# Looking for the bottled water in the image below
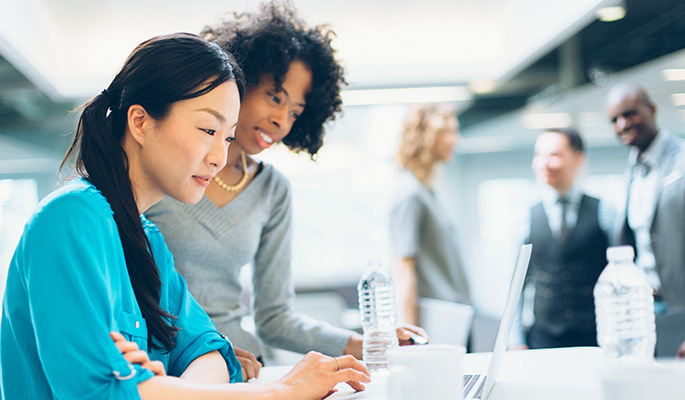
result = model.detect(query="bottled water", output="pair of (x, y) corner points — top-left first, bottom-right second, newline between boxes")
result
(357, 265), (399, 373)
(593, 246), (656, 360)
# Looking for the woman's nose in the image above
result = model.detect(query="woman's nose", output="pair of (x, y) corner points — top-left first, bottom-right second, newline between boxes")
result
(271, 106), (289, 129)
(209, 138), (229, 170)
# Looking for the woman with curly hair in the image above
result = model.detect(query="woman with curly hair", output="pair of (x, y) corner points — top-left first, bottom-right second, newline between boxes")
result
(390, 103), (472, 326)
(146, 1), (424, 379)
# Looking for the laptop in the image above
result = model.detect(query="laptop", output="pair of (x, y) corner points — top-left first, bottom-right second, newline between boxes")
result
(325, 244), (532, 400)
(462, 243), (532, 400)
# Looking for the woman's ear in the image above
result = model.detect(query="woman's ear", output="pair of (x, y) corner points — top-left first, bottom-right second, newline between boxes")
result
(127, 104), (148, 146)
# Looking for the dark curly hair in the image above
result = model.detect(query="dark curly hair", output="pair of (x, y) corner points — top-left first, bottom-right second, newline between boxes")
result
(201, 1), (346, 158)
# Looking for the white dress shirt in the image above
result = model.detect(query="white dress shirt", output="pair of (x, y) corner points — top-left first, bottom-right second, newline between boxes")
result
(627, 130), (668, 291)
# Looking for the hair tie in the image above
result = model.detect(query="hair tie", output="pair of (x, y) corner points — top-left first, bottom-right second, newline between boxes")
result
(101, 89), (117, 110)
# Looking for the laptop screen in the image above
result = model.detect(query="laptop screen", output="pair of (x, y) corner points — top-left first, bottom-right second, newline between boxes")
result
(479, 244), (532, 399)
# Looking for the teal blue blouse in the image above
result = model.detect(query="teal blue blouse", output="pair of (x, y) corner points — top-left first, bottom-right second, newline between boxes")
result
(1, 179), (242, 399)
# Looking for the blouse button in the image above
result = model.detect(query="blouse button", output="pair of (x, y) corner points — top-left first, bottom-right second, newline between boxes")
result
(135, 321), (140, 329)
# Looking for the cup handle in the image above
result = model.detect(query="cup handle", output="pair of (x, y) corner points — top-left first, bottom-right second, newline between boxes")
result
(387, 365), (415, 400)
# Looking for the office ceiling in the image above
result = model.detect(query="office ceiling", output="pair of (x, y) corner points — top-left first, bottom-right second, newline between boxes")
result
(0, 0), (684, 153)
(459, 0), (685, 129)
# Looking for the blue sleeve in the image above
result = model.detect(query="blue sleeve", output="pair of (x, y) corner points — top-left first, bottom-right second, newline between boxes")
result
(146, 220), (243, 382)
(18, 193), (153, 399)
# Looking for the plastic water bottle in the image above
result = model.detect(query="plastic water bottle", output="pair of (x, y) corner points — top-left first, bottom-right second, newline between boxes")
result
(593, 245), (656, 361)
(357, 264), (399, 373)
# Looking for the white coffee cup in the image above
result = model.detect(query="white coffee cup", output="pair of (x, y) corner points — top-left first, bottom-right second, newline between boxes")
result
(386, 344), (465, 400)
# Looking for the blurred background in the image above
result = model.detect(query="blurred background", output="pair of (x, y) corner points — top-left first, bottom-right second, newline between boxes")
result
(1, 0), (684, 353)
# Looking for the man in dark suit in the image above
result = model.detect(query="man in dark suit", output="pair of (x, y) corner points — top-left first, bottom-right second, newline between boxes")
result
(511, 128), (610, 349)
(606, 83), (685, 356)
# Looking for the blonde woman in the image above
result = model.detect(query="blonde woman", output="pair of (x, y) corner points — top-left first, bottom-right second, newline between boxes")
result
(390, 103), (472, 326)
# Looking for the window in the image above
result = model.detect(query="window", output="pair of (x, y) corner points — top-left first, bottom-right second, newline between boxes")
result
(0, 179), (38, 299)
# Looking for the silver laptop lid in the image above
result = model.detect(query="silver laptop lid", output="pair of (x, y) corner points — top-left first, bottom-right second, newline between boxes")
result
(481, 244), (532, 400)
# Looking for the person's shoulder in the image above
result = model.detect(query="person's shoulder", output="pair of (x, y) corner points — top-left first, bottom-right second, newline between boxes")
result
(393, 169), (421, 193)
(581, 192), (601, 203)
(392, 174), (427, 212)
(581, 194), (604, 216)
(140, 213), (160, 234)
(140, 214), (169, 258)
(530, 199), (544, 211)
(673, 135), (685, 155)
(665, 129), (685, 142)
(255, 163), (293, 199)
(26, 179), (114, 237)
(261, 163), (290, 187)
(145, 195), (185, 220)
(663, 132), (685, 168)
(35, 179), (112, 219)
(660, 130), (685, 151)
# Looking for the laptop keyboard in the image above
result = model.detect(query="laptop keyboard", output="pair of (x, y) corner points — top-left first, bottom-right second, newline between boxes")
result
(463, 374), (484, 399)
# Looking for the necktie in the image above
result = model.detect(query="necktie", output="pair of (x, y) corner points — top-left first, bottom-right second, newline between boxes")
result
(558, 196), (570, 243)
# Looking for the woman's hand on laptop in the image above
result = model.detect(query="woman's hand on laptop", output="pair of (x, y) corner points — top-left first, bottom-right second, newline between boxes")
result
(277, 352), (370, 399)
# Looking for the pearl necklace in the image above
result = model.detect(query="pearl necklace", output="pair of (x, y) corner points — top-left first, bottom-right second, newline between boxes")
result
(213, 151), (249, 192)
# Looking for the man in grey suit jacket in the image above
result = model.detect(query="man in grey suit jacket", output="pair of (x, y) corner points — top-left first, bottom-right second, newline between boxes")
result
(606, 83), (685, 356)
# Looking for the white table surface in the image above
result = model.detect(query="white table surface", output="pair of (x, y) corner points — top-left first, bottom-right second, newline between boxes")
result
(253, 347), (608, 399)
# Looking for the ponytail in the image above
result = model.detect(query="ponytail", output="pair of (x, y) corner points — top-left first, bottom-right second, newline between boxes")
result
(63, 89), (178, 351)
(61, 33), (244, 351)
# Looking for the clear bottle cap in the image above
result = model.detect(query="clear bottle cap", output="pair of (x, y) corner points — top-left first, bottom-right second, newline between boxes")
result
(606, 245), (635, 261)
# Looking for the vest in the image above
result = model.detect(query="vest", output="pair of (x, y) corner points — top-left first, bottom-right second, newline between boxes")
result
(527, 195), (608, 347)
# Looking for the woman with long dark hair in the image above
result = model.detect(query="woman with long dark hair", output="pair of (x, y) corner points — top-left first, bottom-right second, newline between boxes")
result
(0, 32), (368, 399)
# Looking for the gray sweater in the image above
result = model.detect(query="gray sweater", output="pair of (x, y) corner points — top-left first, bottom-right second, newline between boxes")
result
(146, 164), (353, 358)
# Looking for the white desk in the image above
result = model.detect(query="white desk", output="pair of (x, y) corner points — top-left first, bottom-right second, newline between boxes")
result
(255, 347), (606, 399)
(472, 347), (604, 400)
